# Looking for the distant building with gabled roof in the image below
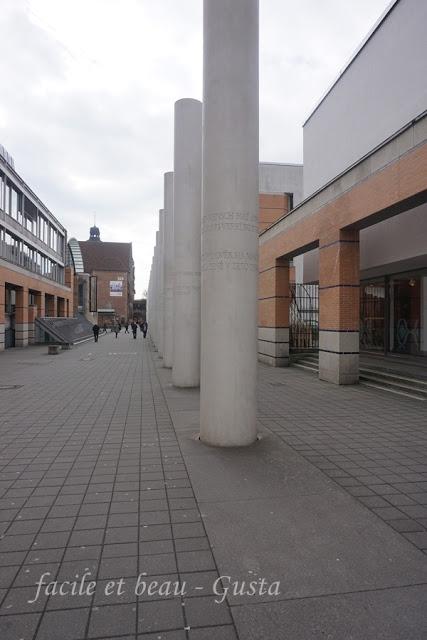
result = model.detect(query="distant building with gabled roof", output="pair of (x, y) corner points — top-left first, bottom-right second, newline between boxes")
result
(68, 226), (135, 325)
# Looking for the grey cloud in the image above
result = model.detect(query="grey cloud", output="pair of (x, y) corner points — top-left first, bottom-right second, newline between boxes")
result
(0, 0), (390, 295)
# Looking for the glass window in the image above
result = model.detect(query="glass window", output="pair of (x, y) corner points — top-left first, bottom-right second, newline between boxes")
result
(17, 192), (23, 225)
(0, 173), (4, 211)
(4, 183), (10, 214)
(11, 188), (18, 220)
(0, 224), (63, 283)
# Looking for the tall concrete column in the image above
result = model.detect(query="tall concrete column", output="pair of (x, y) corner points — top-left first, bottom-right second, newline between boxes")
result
(157, 210), (165, 358)
(152, 234), (159, 348)
(163, 172), (174, 368)
(151, 255), (156, 340)
(200, 0), (259, 446)
(319, 229), (360, 384)
(173, 98), (202, 387)
(147, 260), (153, 337)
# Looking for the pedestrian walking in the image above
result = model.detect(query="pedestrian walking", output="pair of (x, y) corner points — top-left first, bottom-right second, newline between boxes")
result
(125, 322), (130, 334)
(103, 323), (107, 334)
(142, 321), (148, 339)
(113, 323), (120, 339)
(92, 323), (100, 343)
(131, 321), (138, 339)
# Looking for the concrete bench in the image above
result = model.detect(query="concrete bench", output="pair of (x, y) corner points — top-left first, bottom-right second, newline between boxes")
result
(48, 345), (61, 355)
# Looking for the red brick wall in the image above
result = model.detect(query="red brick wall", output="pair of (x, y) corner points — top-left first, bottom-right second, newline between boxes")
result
(259, 193), (290, 233)
(258, 140), (427, 329)
(0, 264), (73, 320)
(258, 259), (290, 329)
(94, 270), (131, 321)
(319, 230), (360, 331)
(259, 142), (427, 274)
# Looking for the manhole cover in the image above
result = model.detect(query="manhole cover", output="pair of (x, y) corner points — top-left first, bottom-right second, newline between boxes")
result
(0, 385), (23, 390)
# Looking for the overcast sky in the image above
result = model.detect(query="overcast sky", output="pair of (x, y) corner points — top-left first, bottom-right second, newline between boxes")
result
(0, 0), (391, 295)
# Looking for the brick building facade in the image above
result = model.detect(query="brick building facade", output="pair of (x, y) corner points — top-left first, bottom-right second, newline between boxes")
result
(0, 145), (73, 350)
(257, 0), (427, 382)
(69, 226), (134, 326)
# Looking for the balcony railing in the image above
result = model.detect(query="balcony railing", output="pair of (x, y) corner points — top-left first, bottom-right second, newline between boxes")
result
(0, 208), (65, 263)
(0, 241), (64, 285)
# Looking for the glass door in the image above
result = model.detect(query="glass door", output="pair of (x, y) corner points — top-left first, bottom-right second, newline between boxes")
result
(360, 280), (385, 352)
(391, 276), (421, 355)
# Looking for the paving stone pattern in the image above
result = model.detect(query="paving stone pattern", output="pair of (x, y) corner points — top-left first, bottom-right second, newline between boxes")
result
(258, 364), (427, 553)
(1, 337), (427, 639)
(0, 338), (237, 640)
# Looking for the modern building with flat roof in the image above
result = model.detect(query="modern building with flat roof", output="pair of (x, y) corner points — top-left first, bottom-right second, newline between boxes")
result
(258, 0), (427, 381)
(258, 162), (303, 233)
(0, 146), (73, 350)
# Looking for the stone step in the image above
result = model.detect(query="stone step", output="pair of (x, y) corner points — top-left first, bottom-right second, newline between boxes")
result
(360, 380), (426, 402)
(292, 361), (318, 373)
(292, 356), (426, 401)
(359, 374), (427, 401)
(359, 367), (427, 390)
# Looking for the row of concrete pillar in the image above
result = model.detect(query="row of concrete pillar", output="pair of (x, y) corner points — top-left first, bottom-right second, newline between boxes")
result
(147, 0), (259, 447)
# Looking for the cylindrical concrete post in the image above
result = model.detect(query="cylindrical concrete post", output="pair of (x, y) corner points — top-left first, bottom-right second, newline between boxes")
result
(172, 99), (202, 387)
(157, 210), (165, 358)
(200, 0), (259, 446)
(149, 256), (155, 342)
(147, 264), (152, 337)
(153, 232), (159, 349)
(163, 172), (174, 368)
(151, 259), (156, 347)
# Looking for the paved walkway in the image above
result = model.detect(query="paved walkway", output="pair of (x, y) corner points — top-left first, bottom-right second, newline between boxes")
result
(0, 335), (426, 639)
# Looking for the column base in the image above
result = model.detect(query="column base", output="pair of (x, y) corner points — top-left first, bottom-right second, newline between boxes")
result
(319, 330), (359, 384)
(258, 327), (289, 367)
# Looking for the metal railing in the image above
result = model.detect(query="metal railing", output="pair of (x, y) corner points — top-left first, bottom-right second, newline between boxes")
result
(289, 283), (319, 352)
(0, 239), (65, 284)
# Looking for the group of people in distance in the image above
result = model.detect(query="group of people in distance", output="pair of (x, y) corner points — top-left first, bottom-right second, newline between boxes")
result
(92, 320), (148, 342)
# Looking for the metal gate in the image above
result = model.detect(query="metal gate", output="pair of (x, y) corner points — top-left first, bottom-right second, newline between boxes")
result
(289, 283), (319, 352)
